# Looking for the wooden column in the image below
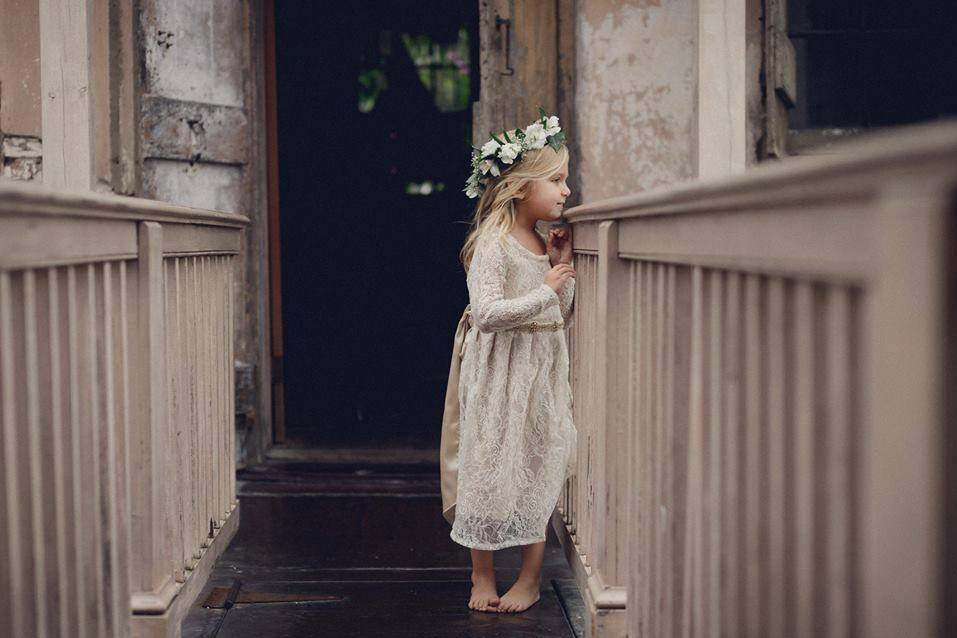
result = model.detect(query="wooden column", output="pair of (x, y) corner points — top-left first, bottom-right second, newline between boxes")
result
(697, 0), (747, 177)
(39, 0), (95, 190)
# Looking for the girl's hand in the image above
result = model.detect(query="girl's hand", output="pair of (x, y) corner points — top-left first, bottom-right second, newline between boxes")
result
(545, 263), (576, 293)
(547, 225), (574, 265)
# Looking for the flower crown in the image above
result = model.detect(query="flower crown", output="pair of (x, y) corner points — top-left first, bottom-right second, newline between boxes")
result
(463, 107), (567, 199)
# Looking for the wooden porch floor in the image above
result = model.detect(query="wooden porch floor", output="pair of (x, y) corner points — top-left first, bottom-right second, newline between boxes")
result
(182, 460), (585, 637)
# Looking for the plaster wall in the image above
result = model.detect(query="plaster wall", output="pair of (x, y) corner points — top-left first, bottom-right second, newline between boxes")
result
(0, 0), (42, 181)
(574, 0), (697, 201)
(141, 0), (245, 107)
(0, 0), (41, 137)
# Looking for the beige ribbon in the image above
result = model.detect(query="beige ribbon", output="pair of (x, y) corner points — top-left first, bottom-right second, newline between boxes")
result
(440, 304), (472, 525)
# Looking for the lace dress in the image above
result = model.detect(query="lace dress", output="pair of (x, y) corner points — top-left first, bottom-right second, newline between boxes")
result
(449, 230), (577, 550)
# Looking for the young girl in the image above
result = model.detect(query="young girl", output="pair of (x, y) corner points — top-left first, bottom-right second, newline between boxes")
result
(440, 111), (577, 614)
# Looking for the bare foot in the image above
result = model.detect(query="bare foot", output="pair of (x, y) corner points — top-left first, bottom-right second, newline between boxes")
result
(496, 577), (541, 613)
(468, 575), (501, 612)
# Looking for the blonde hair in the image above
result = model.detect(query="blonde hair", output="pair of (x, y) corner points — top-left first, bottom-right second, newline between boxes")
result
(459, 144), (569, 272)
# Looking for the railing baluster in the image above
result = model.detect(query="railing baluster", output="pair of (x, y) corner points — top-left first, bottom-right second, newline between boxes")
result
(743, 274), (763, 637)
(767, 278), (787, 637)
(115, 261), (132, 636)
(227, 256), (236, 518)
(47, 267), (72, 637)
(1, 272), (28, 638)
(65, 266), (86, 638)
(793, 281), (816, 638)
(641, 261), (653, 636)
(683, 266), (704, 636)
(722, 271), (741, 637)
(101, 262), (122, 638)
(706, 270), (723, 635)
(24, 270), (50, 638)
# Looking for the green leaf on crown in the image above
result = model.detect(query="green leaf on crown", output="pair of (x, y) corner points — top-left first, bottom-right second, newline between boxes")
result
(490, 133), (505, 145)
(546, 130), (567, 151)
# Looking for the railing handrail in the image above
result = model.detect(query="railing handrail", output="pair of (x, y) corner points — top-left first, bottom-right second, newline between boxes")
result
(564, 119), (957, 223)
(0, 180), (250, 227)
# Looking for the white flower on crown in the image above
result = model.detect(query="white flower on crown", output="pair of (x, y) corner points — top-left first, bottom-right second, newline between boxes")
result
(545, 115), (561, 136)
(497, 141), (522, 164)
(480, 139), (501, 158)
(478, 159), (500, 177)
(523, 122), (548, 150)
(464, 108), (566, 199)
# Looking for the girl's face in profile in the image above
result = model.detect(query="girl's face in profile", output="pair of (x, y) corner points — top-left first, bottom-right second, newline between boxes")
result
(518, 157), (571, 223)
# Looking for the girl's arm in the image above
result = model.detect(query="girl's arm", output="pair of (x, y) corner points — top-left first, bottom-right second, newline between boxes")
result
(557, 271), (574, 321)
(470, 238), (559, 332)
(545, 226), (575, 321)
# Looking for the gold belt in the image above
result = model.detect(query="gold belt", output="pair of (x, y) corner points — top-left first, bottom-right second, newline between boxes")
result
(511, 319), (564, 332)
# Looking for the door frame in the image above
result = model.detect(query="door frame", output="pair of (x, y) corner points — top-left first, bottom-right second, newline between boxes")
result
(263, 0), (286, 443)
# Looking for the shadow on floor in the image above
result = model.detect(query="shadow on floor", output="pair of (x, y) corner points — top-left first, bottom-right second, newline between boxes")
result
(182, 460), (586, 637)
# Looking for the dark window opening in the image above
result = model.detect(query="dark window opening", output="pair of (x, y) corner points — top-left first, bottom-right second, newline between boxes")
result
(787, 0), (957, 131)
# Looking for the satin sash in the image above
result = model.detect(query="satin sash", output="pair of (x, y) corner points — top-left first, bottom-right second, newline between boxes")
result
(440, 304), (472, 525)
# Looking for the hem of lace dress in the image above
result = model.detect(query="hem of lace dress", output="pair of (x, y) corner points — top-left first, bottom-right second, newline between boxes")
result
(448, 529), (547, 551)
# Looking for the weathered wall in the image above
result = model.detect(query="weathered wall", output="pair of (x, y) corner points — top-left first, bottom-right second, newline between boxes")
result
(573, 0), (760, 199)
(0, 0), (41, 137)
(137, 0), (270, 468)
(574, 0), (697, 201)
(0, 0), (42, 180)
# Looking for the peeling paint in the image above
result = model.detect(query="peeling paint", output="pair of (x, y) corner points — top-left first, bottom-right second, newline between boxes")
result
(576, 0), (696, 200)
(157, 29), (175, 51)
(142, 158), (242, 214)
(140, 0), (244, 107)
(1, 135), (42, 180)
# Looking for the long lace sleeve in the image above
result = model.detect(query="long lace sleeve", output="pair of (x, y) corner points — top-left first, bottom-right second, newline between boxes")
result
(469, 238), (559, 332)
(557, 271), (575, 321)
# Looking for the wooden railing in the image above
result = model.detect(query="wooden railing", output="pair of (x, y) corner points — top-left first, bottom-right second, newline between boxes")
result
(554, 121), (957, 637)
(0, 182), (247, 638)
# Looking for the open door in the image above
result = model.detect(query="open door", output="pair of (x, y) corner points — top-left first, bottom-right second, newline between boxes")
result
(265, 0), (572, 451)
(267, 1), (480, 451)
(472, 0), (576, 202)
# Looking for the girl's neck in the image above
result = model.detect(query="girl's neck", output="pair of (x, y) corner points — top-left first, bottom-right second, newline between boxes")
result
(513, 211), (537, 234)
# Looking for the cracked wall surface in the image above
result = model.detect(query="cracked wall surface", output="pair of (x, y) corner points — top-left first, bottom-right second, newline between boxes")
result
(575, 0), (697, 201)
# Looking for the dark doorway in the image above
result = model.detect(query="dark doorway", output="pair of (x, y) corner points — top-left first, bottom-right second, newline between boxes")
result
(272, 1), (478, 450)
